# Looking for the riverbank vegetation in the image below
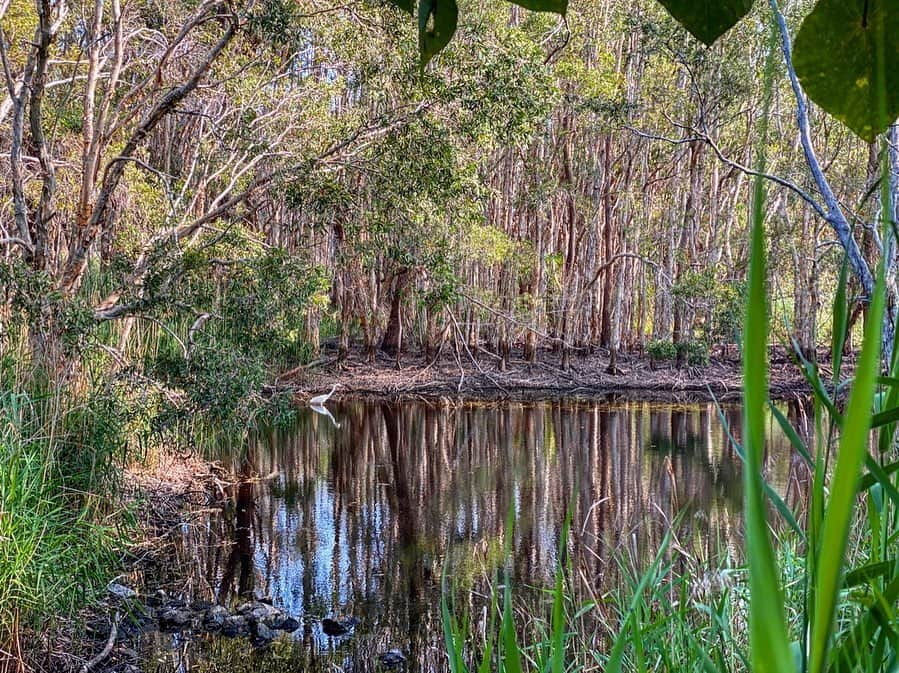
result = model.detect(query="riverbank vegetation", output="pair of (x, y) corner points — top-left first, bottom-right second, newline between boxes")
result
(3, 0), (899, 670)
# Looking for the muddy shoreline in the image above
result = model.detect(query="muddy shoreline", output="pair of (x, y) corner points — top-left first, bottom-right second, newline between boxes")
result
(284, 345), (815, 403)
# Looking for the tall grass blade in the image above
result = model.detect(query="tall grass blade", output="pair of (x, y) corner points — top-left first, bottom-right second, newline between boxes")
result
(741, 9), (793, 673)
(605, 529), (671, 673)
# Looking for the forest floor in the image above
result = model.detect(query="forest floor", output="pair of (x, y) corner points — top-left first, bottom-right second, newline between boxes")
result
(282, 344), (818, 403)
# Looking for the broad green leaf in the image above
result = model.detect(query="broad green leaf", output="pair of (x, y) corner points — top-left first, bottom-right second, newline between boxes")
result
(384, 0), (414, 13)
(418, 0), (458, 67)
(507, 0), (567, 12)
(655, 0), (755, 46)
(859, 458), (899, 491)
(843, 559), (896, 588)
(793, 0), (899, 142)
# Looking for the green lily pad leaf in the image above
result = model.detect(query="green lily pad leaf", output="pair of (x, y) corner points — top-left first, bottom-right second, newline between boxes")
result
(793, 0), (899, 142)
(385, 0), (414, 14)
(418, 0), (458, 67)
(507, 0), (567, 13)
(655, 0), (755, 46)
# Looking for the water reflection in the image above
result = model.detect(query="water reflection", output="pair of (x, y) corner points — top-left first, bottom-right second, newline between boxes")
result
(140, 399), (808, 672)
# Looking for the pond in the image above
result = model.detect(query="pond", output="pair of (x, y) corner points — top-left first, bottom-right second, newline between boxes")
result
(137, 398), (807, 672)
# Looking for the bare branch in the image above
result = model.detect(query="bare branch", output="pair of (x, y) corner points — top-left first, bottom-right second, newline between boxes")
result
(771, 0), (875, 299)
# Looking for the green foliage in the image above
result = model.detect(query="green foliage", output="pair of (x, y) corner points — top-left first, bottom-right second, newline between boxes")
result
(0, 387), (128, 637)
(248, 0), (305, 48)
(418, 0), (459, 67)
(387, 0), (566, 66)
(646, 339), (677, 361)
(678, 339), (710, 365)
(145, 246), (329, 422)
(672, 268), (716, 301)
(0, 261), (96, 356)
(711, 281), (746, 344)
(388, 0), (899, 143)
(793, 0), (899, 142)
(646, 338), (709, 365)
(740, 16), (795, 671)
(655, 0), (755, 46)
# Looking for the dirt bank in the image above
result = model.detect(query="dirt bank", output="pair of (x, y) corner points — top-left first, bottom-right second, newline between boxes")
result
(281, 345), (814, 403)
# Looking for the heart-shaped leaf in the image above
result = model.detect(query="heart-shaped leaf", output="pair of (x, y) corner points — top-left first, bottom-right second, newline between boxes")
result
(507, 0), (567, 13)
(418, 0), (458, 67)
(793, 0), (899, 142)
(655, 0), (755, 46)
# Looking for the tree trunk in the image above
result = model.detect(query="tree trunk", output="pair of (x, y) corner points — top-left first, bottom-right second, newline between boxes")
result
(381, 269), (410, 356)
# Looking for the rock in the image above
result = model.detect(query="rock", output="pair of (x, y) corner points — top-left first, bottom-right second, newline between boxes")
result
(253, 589), (274, 604)
(261, 609), (283, 628)
(237, 600), (276, 621)
(221, 615), (248, 638)
(158, 607), (192, 630)
(202, 605), (230, 631)
(321, 616), (358, 637)
(146, 589), (168, 607)
(107, 582), (137, 600)
(378, 649), (407, 669)
(252, 621), (277, 646)
(249, 603), (277, 622)
(267, 613), (300, 632)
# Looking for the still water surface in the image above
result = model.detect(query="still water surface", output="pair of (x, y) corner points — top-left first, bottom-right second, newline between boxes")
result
(139, 399), (806, 672)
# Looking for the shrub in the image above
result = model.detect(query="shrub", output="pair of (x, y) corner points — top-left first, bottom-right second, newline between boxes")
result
(646, 339), (677, 361)
(676, 339), (710, 366)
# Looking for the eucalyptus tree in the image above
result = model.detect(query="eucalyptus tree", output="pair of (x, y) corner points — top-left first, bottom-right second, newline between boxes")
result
(0, 0), (433, 373)
(384, 3), (899, 673)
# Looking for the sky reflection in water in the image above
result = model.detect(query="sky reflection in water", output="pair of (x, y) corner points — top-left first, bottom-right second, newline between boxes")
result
(140, 399), (808, 672)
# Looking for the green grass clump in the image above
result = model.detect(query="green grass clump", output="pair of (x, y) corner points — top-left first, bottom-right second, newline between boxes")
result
(0, 387), (126, 645)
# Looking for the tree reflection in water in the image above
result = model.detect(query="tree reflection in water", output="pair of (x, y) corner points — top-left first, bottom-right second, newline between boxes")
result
(140, 399), (809, 672)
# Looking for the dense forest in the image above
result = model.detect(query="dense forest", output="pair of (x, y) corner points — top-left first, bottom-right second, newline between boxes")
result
(2, 0), (884, 387)
(4, 0), (899, 671)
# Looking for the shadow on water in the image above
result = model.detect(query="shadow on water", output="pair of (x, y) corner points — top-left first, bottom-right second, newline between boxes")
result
(138, 398), (811, 672)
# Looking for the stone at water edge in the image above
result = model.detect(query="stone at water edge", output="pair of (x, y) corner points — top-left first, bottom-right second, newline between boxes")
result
(221, 615), (248, 638)
(264, 611), (300, 632)
(252, 621), (277, 646)
(321, 616), (359, 636)
(378, 649), (407, 669)
(158, 607), (192, 630)
(146, 589), (168, 607)
(107, 581), (137, 600)
(203, 605), (230, 630)
(277, 615), (301, 632)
